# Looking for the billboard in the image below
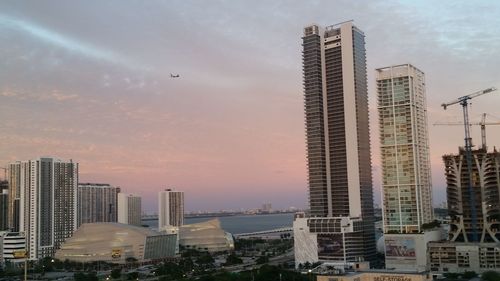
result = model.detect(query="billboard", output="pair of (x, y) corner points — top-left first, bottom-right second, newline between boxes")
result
(12, 250), (27, 259)
(385, 236), (416, 260)
(111, 249), (122, 259)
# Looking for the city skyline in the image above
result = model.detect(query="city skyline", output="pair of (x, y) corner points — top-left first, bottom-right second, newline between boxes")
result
(1, 1), (500, 213)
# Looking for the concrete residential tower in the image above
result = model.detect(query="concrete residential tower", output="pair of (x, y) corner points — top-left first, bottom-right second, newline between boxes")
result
(376, 64), (437, 271)
(118, 193), (142, 227)
(294, 21), (376, 266)
(13, 157), (78, 260)
(77, 183), (120, 227)
(158, 189), (184, 229)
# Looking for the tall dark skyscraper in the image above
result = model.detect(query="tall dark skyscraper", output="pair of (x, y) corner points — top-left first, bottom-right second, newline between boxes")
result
(0, 180), (8, 231)
(7, 163), (21, 232)
(294, 21), (376, 265)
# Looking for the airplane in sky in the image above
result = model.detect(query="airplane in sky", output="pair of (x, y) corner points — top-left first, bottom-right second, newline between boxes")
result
(170, 74), (180, 78)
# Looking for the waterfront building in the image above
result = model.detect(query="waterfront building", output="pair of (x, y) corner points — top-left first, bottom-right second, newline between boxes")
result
(261, 203), (272, 213)
(118, 193), (142, 226)
(179, 219), (234, 253)
(0, 181), (8, 231)
(77, 183), (120, 227)
(376, 64), (437, 270)
(55, 223), (177, 263)
(428, 148), (500, 274)
(12, 157), (78, 260)
(294, 21), (376, 266)
(158, 189), (184, 229)
(0, 231), (26, 263)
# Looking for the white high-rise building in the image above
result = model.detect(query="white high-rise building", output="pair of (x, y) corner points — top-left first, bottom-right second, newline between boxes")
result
(158, 189), (184, 229)
(376, 64), (433, 233)
(77, 183), (120, 227)
(118, 193), (142, 226)
(377, 64), (436, 271)
(13, 157), (78, 260)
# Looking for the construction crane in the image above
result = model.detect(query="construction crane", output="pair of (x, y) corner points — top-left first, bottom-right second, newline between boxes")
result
(434, 113), (500, 151)
(441, 87), (498, 243)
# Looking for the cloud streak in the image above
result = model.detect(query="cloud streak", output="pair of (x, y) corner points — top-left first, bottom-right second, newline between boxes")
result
(0, 14), (146, 71)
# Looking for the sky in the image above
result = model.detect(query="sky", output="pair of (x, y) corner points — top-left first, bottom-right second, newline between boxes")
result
(1, 0), (500, 213)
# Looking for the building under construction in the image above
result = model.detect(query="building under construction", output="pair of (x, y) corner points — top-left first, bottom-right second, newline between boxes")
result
(444, 147), (500, 242)
(429, 147), (500, 273)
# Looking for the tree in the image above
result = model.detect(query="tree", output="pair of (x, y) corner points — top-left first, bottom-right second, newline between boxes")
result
(225, 254), (243, 266)
(463, 271), (477, 279)
(111, 268), (122, 279)
(256, 256), (269, 264)
(155, 262), (184, 279)
(74, 272), (98, 281)
(127, 271), (139, 280)
(482, 271), (500, 281)
(196, 253), (215, 265)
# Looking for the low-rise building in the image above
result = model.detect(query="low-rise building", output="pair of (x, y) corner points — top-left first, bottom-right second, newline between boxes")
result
(428, 241), (500, 274)
(316, 270), (432, 281)
(293, 216), (360, 267)
(312, 262), (432, 281)
(0, 231), (26, 264)
(384, 229), (442, 271)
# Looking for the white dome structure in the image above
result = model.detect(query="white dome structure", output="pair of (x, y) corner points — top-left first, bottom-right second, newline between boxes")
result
(55, 223), (177, 263)
(376, 235), (385, 254)
(179, 218), (234, 252)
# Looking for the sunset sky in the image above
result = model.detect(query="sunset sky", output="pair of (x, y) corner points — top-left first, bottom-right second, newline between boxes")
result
(1, 0), (500, 213)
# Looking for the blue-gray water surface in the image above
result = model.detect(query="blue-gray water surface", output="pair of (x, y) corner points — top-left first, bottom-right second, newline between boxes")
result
(143, 213), (294, 234)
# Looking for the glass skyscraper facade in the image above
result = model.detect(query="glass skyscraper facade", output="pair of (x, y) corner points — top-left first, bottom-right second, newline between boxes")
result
(377, 64), (433, 234)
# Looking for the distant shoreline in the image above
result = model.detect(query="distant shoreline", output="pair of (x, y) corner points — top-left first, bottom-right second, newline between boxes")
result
(142, 211), (299, 221)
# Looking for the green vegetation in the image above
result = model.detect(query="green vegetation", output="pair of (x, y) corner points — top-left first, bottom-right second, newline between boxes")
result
(110, 267), (122, 279)
(255, 256), (269, 264)
(482, 271), (500, 281)
(224, 254), (243, 266)
(462, 271), (477, 279)
(235, 238), (293, 258)
(127, 271), (139, 280)
(74, 271), (98, 281)
(421, 220), (441, 230)
(186, 265), (308, 281)
(155, 261), (187, 279)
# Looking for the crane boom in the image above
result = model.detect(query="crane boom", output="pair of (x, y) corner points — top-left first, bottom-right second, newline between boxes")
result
(433, 122), (500, 126)
(441, 87), (497, 109)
